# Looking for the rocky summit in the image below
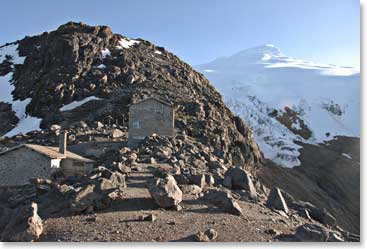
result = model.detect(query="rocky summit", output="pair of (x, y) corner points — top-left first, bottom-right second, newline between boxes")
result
(0, 21), (262, 168)
(0, 22), (359, 242)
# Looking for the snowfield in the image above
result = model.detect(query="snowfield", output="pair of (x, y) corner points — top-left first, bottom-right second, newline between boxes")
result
(196, 44), (360, 167)
(0, 44), (42, 137)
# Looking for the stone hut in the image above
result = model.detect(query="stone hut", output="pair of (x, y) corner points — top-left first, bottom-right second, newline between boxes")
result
(128, 97), (174, 147)
(0, 131), (94, 187)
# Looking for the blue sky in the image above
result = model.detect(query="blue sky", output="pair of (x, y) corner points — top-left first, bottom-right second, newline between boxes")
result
(1, 0), (360, 67)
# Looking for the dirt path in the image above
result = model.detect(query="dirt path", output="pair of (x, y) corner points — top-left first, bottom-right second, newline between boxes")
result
(40, 164), (311, 242)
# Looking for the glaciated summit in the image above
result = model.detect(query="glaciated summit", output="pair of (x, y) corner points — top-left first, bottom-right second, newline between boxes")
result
(197, 44), (360, 167)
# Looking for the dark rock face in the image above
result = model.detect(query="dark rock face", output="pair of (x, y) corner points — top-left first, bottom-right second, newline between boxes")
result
(1, 21), (262, 169)
(0, 102), (18, 134)
(259, 136), (360, 233)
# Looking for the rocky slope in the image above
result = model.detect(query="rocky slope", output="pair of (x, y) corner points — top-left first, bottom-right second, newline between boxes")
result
(0, 21), (262, 168)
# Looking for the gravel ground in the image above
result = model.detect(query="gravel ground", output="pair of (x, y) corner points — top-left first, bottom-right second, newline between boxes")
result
(40, 168), (311, 242)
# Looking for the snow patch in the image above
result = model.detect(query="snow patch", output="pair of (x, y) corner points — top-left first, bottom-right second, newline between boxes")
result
(341, 153), (353, 160)
(60, 96), (102, 112)
(101, 48), (111, 58)
(291, 120), (301, 130)
(154, 50), (162, 55)
(0, 44), (42, 137)
(116, 38), (140, 49)
(96, 64), (106, 69)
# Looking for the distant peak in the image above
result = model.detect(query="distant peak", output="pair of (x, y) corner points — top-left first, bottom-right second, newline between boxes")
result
(264, 44), (275, 47)
(230, 44), (282, 62)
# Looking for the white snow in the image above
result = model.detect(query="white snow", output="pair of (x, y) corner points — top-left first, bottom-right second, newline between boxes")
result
(0, 44), (42, 137)
(96, 64), (106, 69)
(101, 48), (111, 58)
(341, 153), (353, 160)
(291, 120), (301, 130)
(196, 44), (360, 168)
(154, 50), (162, 55)
(116, 38), (140, 49)
(60, 96), (101, 112)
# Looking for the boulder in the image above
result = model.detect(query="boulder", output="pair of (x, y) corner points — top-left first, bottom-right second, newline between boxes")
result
(223, 167), (257, 198)
(147, 175), (182, 208)
(111, 128), (123, 138)
(1, 202), (43, 242)
(204, 189), (243, 216)
(266, 187), (289, 214)
(71, 184), (110, 213)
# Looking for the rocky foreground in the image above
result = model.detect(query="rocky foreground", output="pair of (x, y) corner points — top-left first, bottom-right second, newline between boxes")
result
(0, 126), (360, 242)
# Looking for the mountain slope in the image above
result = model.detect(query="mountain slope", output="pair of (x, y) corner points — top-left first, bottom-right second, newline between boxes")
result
(0, 21), (262, 169)
(196, 44), (360, 167)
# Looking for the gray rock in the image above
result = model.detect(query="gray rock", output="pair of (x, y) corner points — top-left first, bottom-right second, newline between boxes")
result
(147, 175), (182, 208)
(180, 184), (202, 195)
(294, 224), (330, 242)
(223, 167), (257, 198)
(111, 128), (124, 138)
(205, 189), (243, 216)
(266, 187), (289, 214)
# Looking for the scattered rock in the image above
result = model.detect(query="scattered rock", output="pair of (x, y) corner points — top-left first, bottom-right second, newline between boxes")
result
(147, 174), (182, 208)
(139, 214), (157, 222)
(276, 224), (346, 242)
(194, 228), (218, 242)
(85, 216), (97, 222)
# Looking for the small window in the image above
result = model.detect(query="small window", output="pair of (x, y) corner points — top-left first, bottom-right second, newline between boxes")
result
(132, 120), (140, 128)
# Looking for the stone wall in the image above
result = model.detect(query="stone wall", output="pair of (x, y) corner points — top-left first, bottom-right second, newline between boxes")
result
(128, 99), (174, 147)
(0, 147), (54, 186)
(60, 159), (93, 177)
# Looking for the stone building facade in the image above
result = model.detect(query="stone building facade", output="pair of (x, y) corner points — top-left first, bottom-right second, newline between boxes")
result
(128, 97), (174, 147)
(0, 132), (95, 187)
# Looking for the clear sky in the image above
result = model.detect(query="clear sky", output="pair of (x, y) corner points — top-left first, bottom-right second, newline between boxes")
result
(1, 0), (360, 67)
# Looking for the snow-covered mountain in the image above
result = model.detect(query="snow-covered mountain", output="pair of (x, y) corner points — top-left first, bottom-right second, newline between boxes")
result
(196, 44), (360, 167)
